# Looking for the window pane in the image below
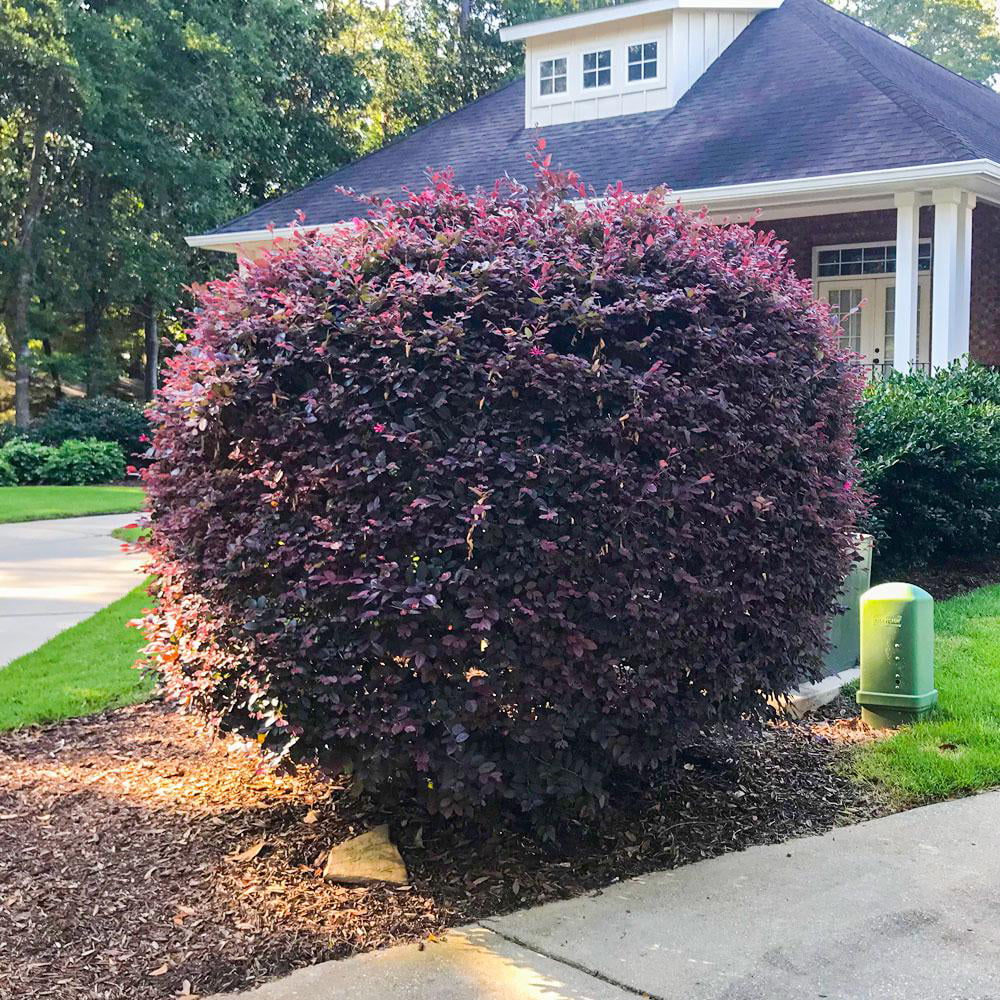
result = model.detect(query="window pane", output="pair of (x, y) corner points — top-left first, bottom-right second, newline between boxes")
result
(829, 288), (863, 354)
(554, 58), (566, 74)
(644, 42), (657, 60)
(540, 77), (553, 95)
(583, 52), (596, 70)
(643, 60), (657, 79)
(554, 74), (566, 93)
(628, 62), (642, 81)
(598, 67), (610, 85)
(628, 43), (641, 60)
(598, 49), (610, 68)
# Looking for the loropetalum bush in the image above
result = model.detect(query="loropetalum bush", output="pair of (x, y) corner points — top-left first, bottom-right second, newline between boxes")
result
(856, 363), (1000, 568)
(41, 438), (126, 485)
(141, 163), (863, 823)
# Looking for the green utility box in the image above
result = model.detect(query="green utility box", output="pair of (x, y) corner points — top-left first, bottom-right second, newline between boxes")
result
(822, 533), (873, 676)
(857, 582), (937, 728)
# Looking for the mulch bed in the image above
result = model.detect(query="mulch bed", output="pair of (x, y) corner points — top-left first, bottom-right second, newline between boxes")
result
(0, 699), (888, 1000)
(873, 554), (1000, 601)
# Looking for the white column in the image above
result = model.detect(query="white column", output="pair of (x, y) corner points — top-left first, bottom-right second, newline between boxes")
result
(956, 192), (976, 363)
(893, 192), (920, 373)
(931, 189), (960, 369)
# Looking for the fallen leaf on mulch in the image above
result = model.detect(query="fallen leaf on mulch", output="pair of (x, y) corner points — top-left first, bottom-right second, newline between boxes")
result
(0, 698), (889, 1000)
(228, 838), (267, 863)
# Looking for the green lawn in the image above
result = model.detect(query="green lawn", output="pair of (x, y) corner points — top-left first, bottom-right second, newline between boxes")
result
(0, 485), (145, 523)
(0, 582), (155, 730)
(853, 583), (1000, 802)
(110, 523), (149, 543)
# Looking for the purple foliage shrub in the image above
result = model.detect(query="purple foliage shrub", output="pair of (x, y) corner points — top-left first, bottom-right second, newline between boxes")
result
(141, 162), (863, 822)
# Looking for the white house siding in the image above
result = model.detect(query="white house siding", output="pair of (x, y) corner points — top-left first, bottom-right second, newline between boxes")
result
(667, 9), (755, 105)
(524, 9), (755, 128)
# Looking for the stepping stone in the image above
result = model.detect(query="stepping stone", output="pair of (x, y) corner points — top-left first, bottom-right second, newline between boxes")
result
(322, 823), (409, 886)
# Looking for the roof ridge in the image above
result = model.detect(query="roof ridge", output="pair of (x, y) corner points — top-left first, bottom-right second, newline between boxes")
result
(790, 0), (977, 162)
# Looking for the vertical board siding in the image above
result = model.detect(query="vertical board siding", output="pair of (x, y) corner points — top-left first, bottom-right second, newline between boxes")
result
(524, 7), (759, 127)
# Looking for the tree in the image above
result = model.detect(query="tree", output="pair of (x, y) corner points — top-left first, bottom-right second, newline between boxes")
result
(2, 0), (369, 416)
(837, 0), (1000, 83)
(0, 0), (81, 427)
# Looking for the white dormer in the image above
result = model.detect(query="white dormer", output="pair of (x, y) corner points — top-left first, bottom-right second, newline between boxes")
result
(500, 0), (783, 128)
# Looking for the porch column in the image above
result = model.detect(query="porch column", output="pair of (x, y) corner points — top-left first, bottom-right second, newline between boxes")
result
(931, 188), (975, 368)
(893, 192), (920, 373)
(956, 192), (976, 362)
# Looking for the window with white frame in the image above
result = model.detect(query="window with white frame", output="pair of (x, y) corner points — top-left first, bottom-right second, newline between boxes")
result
(816, 241), (932, 277)
(539, 57), (567, 96)
(582, 48), (611, 88)
(627, 41), (658, 82)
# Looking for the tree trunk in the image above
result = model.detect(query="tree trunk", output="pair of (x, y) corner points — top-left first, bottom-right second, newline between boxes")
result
(42, 337), (63, 402)
(8, 117), (49, 429)
(459, 0), (471, 33)
(144, 305), (159, 401)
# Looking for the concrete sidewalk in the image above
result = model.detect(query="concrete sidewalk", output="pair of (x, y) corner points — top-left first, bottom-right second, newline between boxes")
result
(0, 513), (146, 664)
(216, 791), (1000, 1000)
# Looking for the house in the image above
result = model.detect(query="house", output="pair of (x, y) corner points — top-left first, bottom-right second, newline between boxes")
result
(188, 0), (1000, 372)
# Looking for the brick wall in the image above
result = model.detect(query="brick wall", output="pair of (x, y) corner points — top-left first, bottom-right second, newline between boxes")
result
(760, 206), (1000, 365)
(970, 202), (1000, 366)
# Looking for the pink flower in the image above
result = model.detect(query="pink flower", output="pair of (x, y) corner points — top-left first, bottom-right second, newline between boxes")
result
(373, 423), (386, 433)
(843, 480), (854, 491)
(530, 346), (545, 357)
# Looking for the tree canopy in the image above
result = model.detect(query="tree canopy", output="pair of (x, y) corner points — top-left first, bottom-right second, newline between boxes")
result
(2, 0), (998, 426)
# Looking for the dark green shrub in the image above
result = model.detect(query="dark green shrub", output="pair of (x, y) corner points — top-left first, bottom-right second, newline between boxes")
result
(856, 363), (1000, 568)
(41, 438), (126, 485)
(0, 439), (55, 485)
(0, 455), (16, 487)
(33, 396), (149, 461)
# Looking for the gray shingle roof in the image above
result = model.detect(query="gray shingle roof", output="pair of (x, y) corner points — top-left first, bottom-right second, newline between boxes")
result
(206, 0), (1000, 237)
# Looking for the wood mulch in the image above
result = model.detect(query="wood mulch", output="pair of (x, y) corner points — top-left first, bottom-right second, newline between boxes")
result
(873, 554), (1000, 601)
(0, 698), (887, 1000)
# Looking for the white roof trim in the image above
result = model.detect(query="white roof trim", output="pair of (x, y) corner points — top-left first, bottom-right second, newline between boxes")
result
(499, 0), (781, 42)
(188, 159), (1000, 254)
(669, 158), (1000, 213)
(185, 222), (347, 254)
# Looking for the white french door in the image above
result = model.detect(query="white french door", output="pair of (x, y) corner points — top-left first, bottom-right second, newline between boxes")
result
(814, 276), (931, 369)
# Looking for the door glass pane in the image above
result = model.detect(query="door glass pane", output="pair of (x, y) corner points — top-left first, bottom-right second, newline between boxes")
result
(828, 288), (863, 354)
(883, 285), (895, 366)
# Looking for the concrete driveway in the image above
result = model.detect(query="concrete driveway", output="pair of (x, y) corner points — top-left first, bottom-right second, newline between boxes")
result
(0, 513), (146, 665)
(215, 791), (1000, 1000)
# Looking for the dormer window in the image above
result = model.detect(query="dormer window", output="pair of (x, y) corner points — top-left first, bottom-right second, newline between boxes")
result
(628, 41), (658, 82)
(539, 57), (567, 96)
(582, 49), (612, 89)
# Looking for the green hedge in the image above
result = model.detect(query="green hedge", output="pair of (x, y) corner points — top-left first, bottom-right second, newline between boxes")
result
(856, 363), (1000, 569)
(31, 397), (149, 461)
(0, 437), (126, 486)
(1, 440), (54, 485)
